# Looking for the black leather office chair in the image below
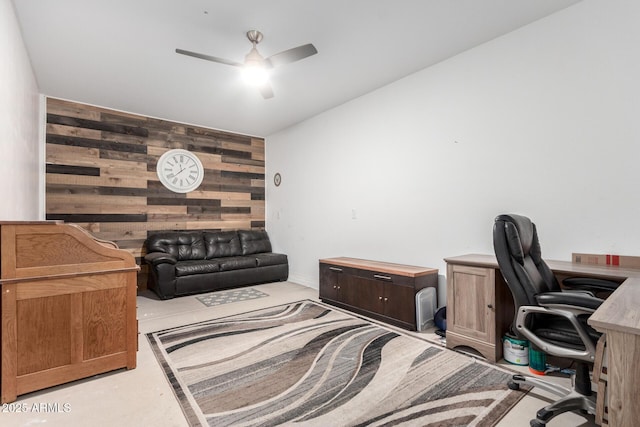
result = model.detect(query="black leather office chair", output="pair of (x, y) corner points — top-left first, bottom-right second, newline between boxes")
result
(492, 214), (619, 427)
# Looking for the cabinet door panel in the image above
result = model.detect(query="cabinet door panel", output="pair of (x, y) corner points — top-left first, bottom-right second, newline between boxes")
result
(319, 264), (341, 301)
(17, 294), (72, 375)
(447, 264), (495, 344)
(341, 275), (383, 314)
(383, 284), (415, 325)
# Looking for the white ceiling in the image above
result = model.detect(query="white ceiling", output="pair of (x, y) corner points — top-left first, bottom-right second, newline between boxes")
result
(13, 0), (581, 137)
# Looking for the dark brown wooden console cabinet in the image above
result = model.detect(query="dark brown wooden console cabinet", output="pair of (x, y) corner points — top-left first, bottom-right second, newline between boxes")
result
(319, 257), (438, 330)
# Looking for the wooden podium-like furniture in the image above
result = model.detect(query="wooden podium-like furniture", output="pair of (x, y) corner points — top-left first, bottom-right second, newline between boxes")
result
(1, 221), (139, 403)
(319, 257), (438, 330)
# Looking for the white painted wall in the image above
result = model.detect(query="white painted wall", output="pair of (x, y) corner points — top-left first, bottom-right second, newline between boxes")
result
(266, 0), (640, 305)
(0, 0), (42, 220)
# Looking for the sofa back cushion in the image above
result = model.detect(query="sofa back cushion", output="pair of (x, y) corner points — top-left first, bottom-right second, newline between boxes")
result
(238, 229), (272, 255)
(146, 231), (206, 261)
(204, 231), (242, 258)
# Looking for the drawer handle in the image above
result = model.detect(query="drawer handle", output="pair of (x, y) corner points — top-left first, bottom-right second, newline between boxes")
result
(373, 274), (392, 281)
(487, 304), (493, 309)
(329, 267), (343, 272)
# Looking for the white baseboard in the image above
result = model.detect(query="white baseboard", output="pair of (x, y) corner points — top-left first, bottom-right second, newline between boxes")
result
(287, 273), (317, 290)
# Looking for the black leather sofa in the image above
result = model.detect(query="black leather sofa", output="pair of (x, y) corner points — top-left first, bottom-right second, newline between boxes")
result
(144, 229), (288, 300)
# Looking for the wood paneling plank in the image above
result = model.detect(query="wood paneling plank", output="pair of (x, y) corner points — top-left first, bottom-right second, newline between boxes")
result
(186, 190), (251, 201)
(47, 134), (147, 154)
(47, 205), (149, 215)
(46, 164), (100, 176)
(47, 194), (147, 206)
(47, 143), (100, 161)
(47, 174), (148, 189)
(47, 114), (149, 137)
(46, 214), (148, 223)
(46, 123), (102, 140)
(47, 98), (101, 120)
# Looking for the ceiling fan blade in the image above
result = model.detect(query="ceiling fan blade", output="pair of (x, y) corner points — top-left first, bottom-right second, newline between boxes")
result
(259, 82), (274, 99)
(264, 43), (317, 68)
(175, 48), (242, 67)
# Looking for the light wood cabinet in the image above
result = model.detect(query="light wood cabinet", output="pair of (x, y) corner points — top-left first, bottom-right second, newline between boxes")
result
(445, 257), (514, 362)
(1, 221), (139, 403)
(319, 257), (438, 330)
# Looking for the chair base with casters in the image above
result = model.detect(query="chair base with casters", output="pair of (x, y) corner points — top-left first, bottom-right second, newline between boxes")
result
(507, 363), (596, 427)
(509, 303), (599, 426)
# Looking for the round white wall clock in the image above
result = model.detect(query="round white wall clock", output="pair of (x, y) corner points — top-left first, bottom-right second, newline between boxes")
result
(156, 149), (204, 193)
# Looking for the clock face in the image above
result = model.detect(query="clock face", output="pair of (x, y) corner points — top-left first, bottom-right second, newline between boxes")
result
(156, 149), (204, 193)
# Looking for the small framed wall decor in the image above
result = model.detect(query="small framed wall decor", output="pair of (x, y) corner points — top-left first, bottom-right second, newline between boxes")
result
(274, 172), (282, 187)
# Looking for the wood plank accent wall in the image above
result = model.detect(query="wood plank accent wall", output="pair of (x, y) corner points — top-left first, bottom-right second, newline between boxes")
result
(45, 98), (266, 290)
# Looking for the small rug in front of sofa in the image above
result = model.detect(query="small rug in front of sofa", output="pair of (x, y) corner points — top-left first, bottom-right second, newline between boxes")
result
(195, 287), (269, 307)
(147, 300), (529, 427)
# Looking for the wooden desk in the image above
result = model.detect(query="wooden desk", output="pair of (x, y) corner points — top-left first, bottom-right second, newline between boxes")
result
(444, 254), (640, 427)
(588, 276), (640, 427)
(1, 221), (139, 403)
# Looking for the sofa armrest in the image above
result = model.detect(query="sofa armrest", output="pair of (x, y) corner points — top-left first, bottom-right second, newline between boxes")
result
(144, 252), (177, 266)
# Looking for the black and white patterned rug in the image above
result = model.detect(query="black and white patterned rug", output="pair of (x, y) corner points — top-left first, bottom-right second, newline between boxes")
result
(195, 288), (269, 307)
(148, 300), (529, 427)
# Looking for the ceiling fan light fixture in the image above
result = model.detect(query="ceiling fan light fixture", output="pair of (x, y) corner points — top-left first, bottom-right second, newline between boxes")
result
(241, 46), (270, 86)
(241, 64), (270, 86)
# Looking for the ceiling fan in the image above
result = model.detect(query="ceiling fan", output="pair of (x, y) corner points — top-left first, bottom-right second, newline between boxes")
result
(176, 30), (317, 99)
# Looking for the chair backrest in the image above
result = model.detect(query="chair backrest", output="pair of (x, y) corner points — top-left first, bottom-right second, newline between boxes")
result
(493, 214), (560, 311)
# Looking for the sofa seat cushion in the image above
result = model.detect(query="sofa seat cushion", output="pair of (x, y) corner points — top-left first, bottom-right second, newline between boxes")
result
(255, 253), (288, 267)
(175, 260), (221, 277)
(210, 256), (257, 272)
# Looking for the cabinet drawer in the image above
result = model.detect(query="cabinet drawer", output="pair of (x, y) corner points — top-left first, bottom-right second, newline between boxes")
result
(319, 264), (356, 280)
(320, 263), (352, 273)
(350, 267), (414, 287)
(320, 264), (414, 288)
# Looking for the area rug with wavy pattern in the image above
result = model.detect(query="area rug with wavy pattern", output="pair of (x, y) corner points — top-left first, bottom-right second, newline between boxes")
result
(147, 300), (527, 427)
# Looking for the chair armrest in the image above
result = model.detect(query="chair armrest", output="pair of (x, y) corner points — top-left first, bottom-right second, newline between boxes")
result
(561, 289), (595, 297)
(535, 291), (603, 311)
(515, 304), (598, 363)
(144, 252), (177, 266)
(563, 276), (619, 292)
